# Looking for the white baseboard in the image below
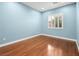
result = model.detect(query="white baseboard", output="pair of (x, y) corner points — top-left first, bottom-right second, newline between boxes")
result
(0, 34), (79, 50)
(0, 34), (42, 47)
(41, 34), (76, 41)
(76, 41), (79, 50)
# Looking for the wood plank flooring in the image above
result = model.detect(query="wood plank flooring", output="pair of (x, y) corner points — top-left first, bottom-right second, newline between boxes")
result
(0, 35), (78, 56)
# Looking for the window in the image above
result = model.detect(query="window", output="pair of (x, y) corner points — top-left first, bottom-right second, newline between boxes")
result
(48, 13), (63, 29)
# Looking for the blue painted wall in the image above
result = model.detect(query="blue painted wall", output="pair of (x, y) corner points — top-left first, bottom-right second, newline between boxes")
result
(42, 3), (76, 39)
(0, 3), (41, 44)
(76, 2), (79, 40)
(0, 3), (78, 45)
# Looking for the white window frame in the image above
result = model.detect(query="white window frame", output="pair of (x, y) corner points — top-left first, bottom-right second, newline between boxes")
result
(48, 13), (64, 29)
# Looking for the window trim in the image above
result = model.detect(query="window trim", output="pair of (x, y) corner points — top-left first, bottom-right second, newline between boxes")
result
(48, 13), (64, 29)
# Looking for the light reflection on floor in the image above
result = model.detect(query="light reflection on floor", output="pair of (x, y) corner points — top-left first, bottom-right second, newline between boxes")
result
(47, 44), (63, 56)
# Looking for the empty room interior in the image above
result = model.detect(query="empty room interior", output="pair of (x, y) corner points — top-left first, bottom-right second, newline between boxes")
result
(0, 2), (79, 56)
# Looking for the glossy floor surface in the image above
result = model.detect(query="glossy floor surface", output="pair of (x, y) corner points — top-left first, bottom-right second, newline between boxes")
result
(0, 35), (78, 56)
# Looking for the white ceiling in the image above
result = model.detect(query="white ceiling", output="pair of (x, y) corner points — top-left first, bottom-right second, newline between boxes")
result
(23, 2), (74, 12)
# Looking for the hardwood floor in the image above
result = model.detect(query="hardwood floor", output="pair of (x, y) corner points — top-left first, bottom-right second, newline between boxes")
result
(0, 35), (78, 56)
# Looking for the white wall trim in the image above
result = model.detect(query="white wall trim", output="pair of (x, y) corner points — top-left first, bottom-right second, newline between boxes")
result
(0, 34), (42, 47)
(0, 34), (79, 50)
(41, 34), (76, 41)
